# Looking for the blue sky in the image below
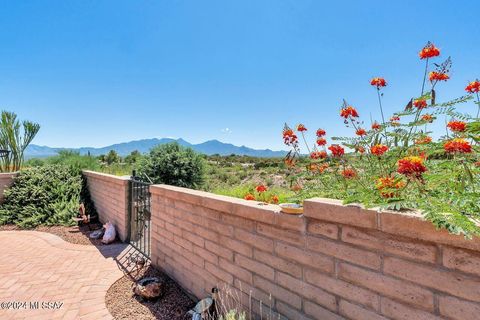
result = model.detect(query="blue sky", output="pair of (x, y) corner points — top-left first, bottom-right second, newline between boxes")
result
(1, 1), (479, 151)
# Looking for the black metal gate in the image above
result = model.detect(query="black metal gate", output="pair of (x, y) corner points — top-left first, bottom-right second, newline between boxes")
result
(128, 172), (152, 259)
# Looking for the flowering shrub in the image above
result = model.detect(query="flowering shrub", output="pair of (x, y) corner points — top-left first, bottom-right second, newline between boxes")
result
(283, 42), (480, 237)
(244, 184), (279, 204)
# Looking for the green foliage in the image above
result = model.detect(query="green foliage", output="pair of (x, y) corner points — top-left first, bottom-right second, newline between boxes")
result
(24, 157), (45, 167)
(282, 45), (480, 238)
(219, 310), (246, 320)
(99, 163), (132, 176)
(213, 184), (293, 203)
(44, 150), (100, 172)
(0, 111), (40, 172)
(0, 165), (95, 228)
(137, 142), (205, 188)
(105, 150), (121, 165)
(125, 150), (142, 164)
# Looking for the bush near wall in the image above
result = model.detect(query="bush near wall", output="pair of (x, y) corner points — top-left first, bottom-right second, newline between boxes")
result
(0, 165), (95, 228)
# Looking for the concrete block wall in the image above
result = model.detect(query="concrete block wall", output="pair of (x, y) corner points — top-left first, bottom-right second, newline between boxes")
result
(150, 184), (480, 320)
(83, 171), (130, 241)
(0, 172), (18, 203)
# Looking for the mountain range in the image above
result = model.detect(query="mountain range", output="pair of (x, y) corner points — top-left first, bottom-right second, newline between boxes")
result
(25, 138), (288, 158)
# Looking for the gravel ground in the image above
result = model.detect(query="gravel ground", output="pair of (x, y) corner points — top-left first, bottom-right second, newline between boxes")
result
(106, 265), (195, 320)
(0, 223), (118, 246)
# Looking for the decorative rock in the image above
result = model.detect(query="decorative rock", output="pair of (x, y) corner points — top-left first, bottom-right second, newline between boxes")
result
(133, 277), (164, 300)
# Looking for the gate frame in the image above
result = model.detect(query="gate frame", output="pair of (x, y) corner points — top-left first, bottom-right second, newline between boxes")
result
(127, 170), (152, 259)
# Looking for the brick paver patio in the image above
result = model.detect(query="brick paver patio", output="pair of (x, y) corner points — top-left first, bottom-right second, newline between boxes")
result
(0, 231), (135, 320)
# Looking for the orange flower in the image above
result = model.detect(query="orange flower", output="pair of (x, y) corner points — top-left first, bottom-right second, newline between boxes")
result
(447, 120), (467, 133)
(341, 168), (357, 179)
(397, 156), (427, 178)
(465, 80), (480, 93)
(244, 193), (255, 201)
(395, 181), (406, 189)
(256, 185), (268, 193)
(370, 144), (389, 156)
(355, 128), (367, 136)
(297, 124), (308, 132)
(375, 176), (395, 190)
(421, 114), (433, 122)
(283, 128), (298, 146)
(371, 122), (381, 130)
(319, 163), (329, 173)
(375, 176), (405, 198)
(370, 77), (387, 88)
(340, 106), (359, 119)
(444, 138), (472, 154)
(284, 158), (296, 167)
(310, 151), (327, 159)
(419, 42), (440, 59)
(380, 191), (395, 198)
(316, 128), (326, 137)
(413, 98), (427, 109)
(328, 144), (345, 157)
(475, 161), (480, 167)
(429, 71), (449, 82)
(311, 163), (329, 173)
(415, 136), (432, 145)
(270, 195), (279, 204)
(316, 138), (327, 146)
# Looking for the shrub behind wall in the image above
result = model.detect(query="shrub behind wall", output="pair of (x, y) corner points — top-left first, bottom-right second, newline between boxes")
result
(137, 142), (205, 189)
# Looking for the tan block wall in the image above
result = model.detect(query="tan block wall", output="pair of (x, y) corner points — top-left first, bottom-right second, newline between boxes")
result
(83, 171), (130, 241)
(150, 185), (480, 320)
(0, 172), (18, 203)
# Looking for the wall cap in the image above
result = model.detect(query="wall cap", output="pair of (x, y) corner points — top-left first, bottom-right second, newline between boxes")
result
(0, 172), (19, 178)
(151, 185), (480, 251)
(82, 170), (130, 185)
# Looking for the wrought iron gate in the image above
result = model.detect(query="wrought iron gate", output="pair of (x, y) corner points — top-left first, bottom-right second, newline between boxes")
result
(128, 172), (152, 258)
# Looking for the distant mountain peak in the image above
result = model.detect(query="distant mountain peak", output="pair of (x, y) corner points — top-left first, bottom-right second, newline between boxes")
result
(26, 138), (287, 158)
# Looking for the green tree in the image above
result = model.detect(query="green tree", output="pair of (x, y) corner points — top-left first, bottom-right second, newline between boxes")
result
(105, 150), (120, 165)
(125, 150), (141, 164)
(0, 111), (40, 172)
(137, 142), (205, 188)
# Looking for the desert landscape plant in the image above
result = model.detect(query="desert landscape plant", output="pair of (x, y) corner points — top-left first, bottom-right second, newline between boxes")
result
(0, 111), (40, 172)
(0, 165), (94, 228)
(137, 142), (205, 188)
(283, 42), (480, 237)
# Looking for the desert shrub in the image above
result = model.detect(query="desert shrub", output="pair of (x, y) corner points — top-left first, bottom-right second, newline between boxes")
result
(46, 150), (100, 172)
(137, 142), (205, 189)
(24, 158), (46, 167)
(215, 184), (292, 204)
(124, 150), (142, 164)
(104, 150), (121, 165)
(0, 165), (93, 228)
(100, 163), (133, 176)
(282, 41), (480, 237)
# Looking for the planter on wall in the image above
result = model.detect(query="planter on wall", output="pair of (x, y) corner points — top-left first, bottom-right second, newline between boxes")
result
(279, 203), (303, 215)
